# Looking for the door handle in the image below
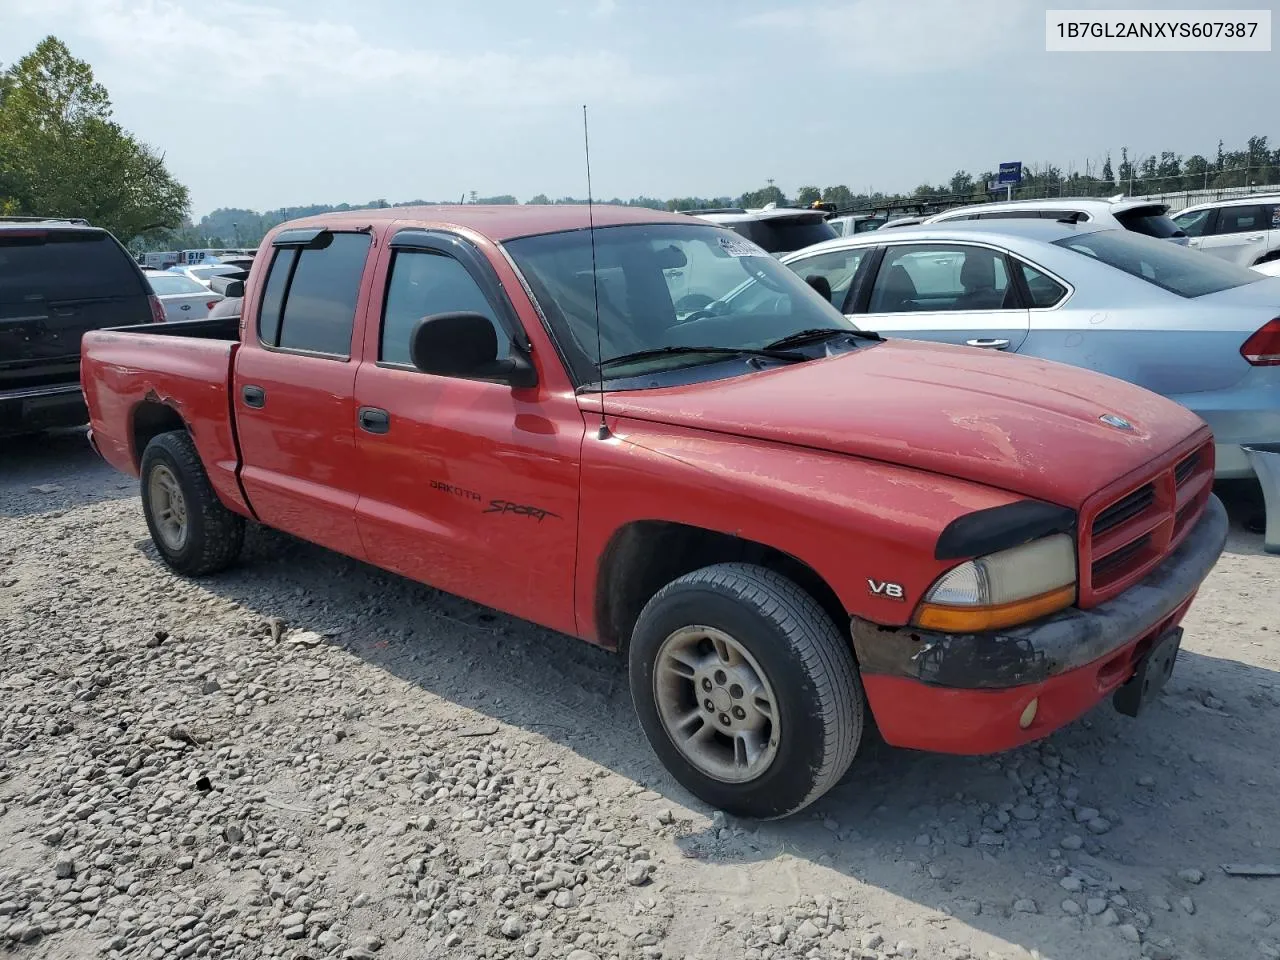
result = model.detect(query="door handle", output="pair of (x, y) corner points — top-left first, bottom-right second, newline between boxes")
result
(965, 338), (1010, 350)
(1247, 235), (1264, 241)
(241, 384), (266, 408)
(358, 406), (390, 434)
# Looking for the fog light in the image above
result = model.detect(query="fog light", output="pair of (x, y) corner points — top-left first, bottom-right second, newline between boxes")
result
(1019, 698), (1039, 730)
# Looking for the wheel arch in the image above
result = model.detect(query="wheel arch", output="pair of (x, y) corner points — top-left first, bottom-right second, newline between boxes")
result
(594, 519), (847, 655)
(130, 398), (189, 470)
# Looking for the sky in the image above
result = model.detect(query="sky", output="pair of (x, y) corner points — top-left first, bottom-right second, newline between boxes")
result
(1, 0), (1274, 218)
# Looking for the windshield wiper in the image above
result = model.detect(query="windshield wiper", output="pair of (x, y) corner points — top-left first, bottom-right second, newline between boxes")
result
(764, 327), (883, 350)
(598, 345), (808, 370)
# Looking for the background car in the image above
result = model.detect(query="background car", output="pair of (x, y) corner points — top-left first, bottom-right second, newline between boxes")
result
(1173, 194), (1280, 268)
(143, 269), (222, 321)
(828, 214), (887, 236)
(685, 205), (837, 255)
(880, 216), (926, 229)
(1253, 259), (1280, 278)
(167, 262), (246, 288)
(925, 196), (1188, 244)
(779, 219), (1280, 493)
(2, 217), (161, 438)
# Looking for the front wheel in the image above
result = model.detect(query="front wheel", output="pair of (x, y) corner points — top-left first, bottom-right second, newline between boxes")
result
(628, 563), (865, 819)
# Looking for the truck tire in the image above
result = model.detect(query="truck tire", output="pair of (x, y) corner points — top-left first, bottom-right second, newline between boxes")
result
(140, 430), (244, 576)
(628, 562), (864, 819)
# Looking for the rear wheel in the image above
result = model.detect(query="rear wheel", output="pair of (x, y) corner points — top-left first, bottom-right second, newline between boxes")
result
(140, 430), (244, 576)
(629, 563), (864, 819)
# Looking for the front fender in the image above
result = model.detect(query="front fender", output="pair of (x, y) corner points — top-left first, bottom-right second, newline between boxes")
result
(574, 416), (1030, 641)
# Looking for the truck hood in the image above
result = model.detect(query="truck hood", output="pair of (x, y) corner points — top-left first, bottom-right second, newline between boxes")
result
(595, 339), (1206, 508)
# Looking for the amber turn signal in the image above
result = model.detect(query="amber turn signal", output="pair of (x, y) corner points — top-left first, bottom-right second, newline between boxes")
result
(912, 584), (1077, 633)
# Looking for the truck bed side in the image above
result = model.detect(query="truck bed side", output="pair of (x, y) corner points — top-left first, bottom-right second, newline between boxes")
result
(81, 327), (252, 517)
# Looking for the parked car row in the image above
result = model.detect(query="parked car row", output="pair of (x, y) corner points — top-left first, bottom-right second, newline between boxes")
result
(778, 218), (1280, 488)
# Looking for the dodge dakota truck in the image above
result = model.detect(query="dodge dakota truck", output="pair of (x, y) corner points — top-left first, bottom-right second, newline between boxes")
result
(81, 205), (1228, 819)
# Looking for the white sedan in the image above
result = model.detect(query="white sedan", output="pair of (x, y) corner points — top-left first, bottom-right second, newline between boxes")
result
(167, 263), (245, 289)
(144, 271), (222, 321)
(778, 219), (1280, 487)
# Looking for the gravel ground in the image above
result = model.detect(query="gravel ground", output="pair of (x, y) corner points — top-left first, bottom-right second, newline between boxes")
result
(2, 429), (1279, 960)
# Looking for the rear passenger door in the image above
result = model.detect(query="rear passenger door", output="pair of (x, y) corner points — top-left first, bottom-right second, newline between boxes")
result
(351, 230), (584, 635)
(233, 228), (374, 560)
(1197, 204), (1272, 266)
(853, 242), (1030, 352)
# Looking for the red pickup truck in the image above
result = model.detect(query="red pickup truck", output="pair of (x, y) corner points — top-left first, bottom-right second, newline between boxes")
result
(82, 205), (1228, 818)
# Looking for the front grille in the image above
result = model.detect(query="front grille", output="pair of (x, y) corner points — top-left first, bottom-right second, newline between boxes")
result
(1092, 534), (1151, 581)
(1174, 451), (1200, 487)
(1092, 483), (1155, 536)
(1081, 440), (1214, 604)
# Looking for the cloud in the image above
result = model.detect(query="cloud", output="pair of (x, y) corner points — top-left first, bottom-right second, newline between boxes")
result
(742, 0), (1036, 74)
(6, 0), (671, 107)
(591, 0), (618, 19)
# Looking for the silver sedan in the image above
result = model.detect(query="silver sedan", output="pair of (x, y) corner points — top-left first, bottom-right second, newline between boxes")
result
(780, 219), (1280, 486)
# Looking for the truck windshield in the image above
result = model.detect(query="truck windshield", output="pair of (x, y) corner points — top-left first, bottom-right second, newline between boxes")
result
(504, 223), (857, 385)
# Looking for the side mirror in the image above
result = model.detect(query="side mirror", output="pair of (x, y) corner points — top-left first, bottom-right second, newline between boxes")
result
(210, 276), (245, 298)
(409, 312), (537, 389)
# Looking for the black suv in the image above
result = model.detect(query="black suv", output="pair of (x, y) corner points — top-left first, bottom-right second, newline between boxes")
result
(1, 218), (159, 438)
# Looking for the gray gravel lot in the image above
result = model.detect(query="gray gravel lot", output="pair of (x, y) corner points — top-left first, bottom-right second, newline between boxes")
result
(2, 429), (1279, 960)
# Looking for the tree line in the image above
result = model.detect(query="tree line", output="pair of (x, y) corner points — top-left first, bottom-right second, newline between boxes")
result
(3, 36), (1278, 253)
(180, 139), (1280, 251)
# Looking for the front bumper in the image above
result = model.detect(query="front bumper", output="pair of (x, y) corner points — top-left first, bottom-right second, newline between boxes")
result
(852, 494), (1228, 754)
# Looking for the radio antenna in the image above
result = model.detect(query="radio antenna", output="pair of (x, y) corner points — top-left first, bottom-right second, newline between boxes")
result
(583, 104), (609, 441)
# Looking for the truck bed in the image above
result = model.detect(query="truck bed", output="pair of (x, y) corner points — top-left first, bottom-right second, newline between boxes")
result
(81, 317), (250, 514)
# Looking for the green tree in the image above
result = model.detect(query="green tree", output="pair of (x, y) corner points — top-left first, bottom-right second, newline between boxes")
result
(795, 185), (821, 206)
(1183, 154), (1211, 190)
(948, 170), (974, 195)
(739, 184), (786, 208)
(1101, 154), (1114, 184)
(0, 37), (189, 240)
(820, 185), (854, 208)
(526, 194), (551, 204)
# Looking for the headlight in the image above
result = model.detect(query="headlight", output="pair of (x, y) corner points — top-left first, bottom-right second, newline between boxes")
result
(913, 533), (1077, 632)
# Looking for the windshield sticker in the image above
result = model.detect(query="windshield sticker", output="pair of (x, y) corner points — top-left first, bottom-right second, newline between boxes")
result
(718, 235), (767, 258)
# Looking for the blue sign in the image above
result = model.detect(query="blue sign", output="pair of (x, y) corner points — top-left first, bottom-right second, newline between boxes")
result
(998, 162), (1023, 185)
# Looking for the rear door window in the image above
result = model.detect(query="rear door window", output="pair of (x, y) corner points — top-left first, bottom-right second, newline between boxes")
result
(1115, 205), (1185, 239)
(1214, 205), (1268, 235)
(1015, 261), (1068, 308)
(0, 230), (145, 304)
(259, 232), (371, 357)
(869, 244), (1013, 313)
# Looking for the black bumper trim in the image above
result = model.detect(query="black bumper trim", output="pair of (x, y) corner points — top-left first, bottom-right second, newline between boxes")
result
(851, 494), (1228, 690)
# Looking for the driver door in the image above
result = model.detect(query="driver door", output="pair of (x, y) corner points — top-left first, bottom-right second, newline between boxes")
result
(851, 242), (1030, 353)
